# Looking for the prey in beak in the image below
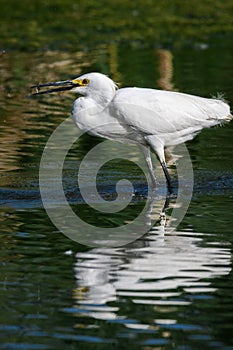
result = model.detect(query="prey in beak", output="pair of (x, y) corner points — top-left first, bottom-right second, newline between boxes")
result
(31, 78), (87, 95)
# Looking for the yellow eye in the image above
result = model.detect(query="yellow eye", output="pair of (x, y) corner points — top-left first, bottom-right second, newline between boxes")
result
(82, 78), (90, 85)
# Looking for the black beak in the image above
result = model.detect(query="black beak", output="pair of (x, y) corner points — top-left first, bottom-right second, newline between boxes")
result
(31, 79), (80, 95)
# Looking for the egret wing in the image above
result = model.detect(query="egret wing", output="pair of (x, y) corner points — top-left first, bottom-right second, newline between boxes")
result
(111, 88), (230, 137)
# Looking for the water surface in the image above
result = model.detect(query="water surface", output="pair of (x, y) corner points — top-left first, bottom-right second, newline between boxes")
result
(1, 22), (233, 350)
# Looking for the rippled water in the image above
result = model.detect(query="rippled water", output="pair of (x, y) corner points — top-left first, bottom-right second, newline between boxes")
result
(1, 42), (233, 349)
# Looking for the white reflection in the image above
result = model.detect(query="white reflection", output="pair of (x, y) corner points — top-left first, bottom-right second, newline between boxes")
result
(71, 225), (231, 322)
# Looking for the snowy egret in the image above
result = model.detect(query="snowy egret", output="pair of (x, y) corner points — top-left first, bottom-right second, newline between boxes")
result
(32, 72), (232, 193)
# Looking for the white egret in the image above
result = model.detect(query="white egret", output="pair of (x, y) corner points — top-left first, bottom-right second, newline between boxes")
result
(32, 72), (232, 193)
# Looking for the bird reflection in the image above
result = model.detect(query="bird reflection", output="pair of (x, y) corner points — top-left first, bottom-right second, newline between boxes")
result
(71, 218), (231, 322)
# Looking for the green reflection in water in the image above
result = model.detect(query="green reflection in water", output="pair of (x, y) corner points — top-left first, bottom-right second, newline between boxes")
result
(0, 22), (233, 349)
(1, 0), (233, 51)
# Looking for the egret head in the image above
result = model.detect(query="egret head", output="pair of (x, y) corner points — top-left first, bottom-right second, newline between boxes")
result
(71, 72), (117, 96)
(31, 72), (117, 98)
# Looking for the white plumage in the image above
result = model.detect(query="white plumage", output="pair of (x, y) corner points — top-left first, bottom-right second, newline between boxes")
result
(32, 72), (232, 193)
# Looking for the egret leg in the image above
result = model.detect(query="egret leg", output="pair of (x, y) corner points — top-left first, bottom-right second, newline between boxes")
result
(140, 145), (157, 187)
(144, 136), (173, 195)
(161, 161), (173, 194)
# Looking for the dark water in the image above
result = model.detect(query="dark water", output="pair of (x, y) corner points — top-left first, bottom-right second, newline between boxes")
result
(1, 11), (233, 350)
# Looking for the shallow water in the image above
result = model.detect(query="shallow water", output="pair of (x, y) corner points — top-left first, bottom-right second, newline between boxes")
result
(1, 34), (233, 350)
